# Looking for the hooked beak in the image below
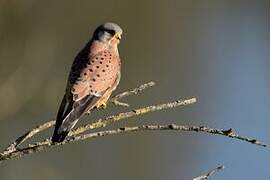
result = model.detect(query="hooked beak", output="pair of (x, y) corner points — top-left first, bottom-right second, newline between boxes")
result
(115, 32), (122, 40)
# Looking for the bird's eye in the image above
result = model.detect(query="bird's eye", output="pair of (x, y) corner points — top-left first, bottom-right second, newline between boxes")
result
(106, 30), (115, 35)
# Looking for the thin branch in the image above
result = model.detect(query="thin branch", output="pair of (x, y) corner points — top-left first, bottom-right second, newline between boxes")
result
(2, 121), (55, 155)
(110, 81), (155, 107)
(193, 165), (225, 180)
(70, 98), (196, 135)
(2, 81), (155, 155)
(0, 124), (266, 162)
(0, 81), (267, 165)
(2, 97), (196, 155)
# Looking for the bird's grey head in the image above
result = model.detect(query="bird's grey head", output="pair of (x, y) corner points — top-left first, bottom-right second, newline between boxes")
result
(93, 22), (123, 44)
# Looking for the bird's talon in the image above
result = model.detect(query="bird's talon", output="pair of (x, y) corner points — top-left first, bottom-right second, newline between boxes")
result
(100, 103), (107, 109)
(97, 102), (107, 109)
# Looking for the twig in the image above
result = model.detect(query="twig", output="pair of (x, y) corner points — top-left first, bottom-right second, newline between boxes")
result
(2, 81), (155, 155)
(70, 98), (196, 135)
(0, 81), (267, 165)
(0, 124), (266, 162)
(110, 81), (155, 107)
(2, 97), (196, 155)
(2, 121), (55, 155)
(193, 165), (225, 180)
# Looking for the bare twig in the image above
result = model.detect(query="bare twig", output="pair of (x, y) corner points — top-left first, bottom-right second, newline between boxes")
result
(2, 121), (55, 155)
(2, 81), (155, 154)
(0, 124), (266, 162)
(71, 98), (196, 135)
(2, 97), (196, 156)
(0, 81), (267, 165)
(110, 81), (155, 106)
(193, 165), (225, 180)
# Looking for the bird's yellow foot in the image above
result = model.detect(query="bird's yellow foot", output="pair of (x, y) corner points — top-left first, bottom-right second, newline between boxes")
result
(96, 101), (107, 109)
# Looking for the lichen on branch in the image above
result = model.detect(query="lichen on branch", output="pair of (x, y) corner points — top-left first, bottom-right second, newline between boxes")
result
(0, 81), (267, 164)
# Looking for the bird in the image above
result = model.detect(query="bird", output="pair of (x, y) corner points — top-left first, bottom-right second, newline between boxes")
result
(51, 22), (123, 143)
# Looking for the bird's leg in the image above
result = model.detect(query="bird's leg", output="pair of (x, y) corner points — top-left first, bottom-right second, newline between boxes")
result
(86, 99), (108, 115)
(96, 91), (112, 109)
(86, 90), (112, 115)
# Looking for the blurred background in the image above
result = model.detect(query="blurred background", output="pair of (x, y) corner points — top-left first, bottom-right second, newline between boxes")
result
(0, 0), (270, 179)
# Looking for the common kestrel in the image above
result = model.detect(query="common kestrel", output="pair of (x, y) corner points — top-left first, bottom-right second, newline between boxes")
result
(52, 22), (123, 143)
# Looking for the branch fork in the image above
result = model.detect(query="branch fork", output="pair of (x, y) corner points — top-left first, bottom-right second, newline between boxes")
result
(0, 81), (267, 168)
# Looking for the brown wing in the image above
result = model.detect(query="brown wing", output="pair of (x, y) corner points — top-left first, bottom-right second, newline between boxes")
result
(52, 49), (120, 142)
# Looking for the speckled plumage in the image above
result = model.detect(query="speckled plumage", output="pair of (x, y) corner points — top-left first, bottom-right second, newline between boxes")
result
(70, 50), (120, 100)
(52, 23), (122, 143)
